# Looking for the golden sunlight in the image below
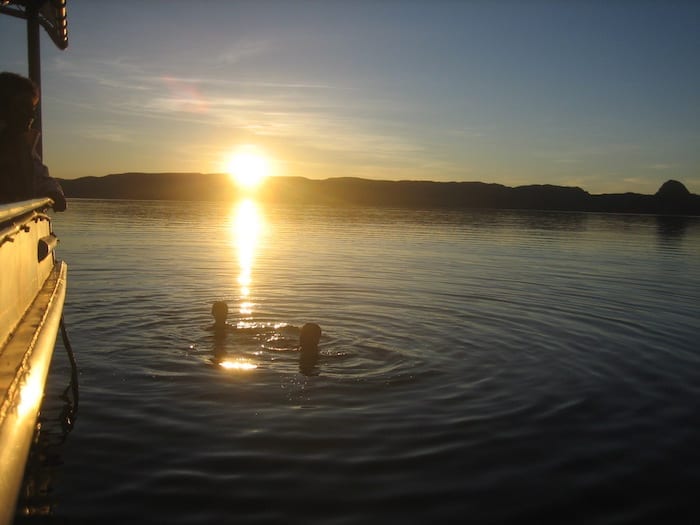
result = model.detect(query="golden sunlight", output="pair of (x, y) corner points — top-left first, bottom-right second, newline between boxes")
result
(17, 368), (44, 418)
(219, 359), (257, 371)
(231, 199), (264, 316)
(225, 146), (270, 190)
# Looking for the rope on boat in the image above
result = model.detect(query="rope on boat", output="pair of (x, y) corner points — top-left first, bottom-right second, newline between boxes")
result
(59, 315), (79, 434)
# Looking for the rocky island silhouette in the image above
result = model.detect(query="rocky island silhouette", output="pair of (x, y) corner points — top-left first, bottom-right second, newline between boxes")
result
(58, 174), (700, 216)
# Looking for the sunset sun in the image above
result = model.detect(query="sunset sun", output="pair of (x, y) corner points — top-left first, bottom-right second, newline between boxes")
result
(225, 148), (270, 190)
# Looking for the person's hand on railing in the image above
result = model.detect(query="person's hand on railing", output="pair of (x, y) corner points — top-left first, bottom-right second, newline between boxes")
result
(49, 191), (66, 212)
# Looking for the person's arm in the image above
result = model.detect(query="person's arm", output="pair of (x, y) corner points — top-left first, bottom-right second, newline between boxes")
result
(29, 131), (66, 211)
(33, 157), (66, 211)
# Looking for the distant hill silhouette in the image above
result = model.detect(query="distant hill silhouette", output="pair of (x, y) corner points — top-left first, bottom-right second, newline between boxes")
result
(58, 172), (236, 202)
(58, 173), (700, 215)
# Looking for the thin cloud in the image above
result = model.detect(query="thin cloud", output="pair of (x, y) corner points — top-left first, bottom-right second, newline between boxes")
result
(50, 56), (154, 91)
(77, 125), (134, 143)
(214, 39), (271, 65)
(445, 127), (486, 139)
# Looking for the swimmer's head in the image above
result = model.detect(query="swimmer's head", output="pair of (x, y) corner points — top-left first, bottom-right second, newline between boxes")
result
(211, 301), (229, 325)
(300, 323), (322, 353)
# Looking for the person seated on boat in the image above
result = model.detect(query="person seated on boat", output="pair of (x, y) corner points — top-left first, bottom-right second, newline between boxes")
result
(299, 322), (322, 375)
(0, 71), (66, 211)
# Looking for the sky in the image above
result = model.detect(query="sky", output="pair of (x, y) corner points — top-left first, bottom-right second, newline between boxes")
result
(1, 0), (699, 194)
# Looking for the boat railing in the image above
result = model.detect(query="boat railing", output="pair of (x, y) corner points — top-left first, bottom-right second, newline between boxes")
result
(0, 198), (55, 223)
(0, 199), (56, 251)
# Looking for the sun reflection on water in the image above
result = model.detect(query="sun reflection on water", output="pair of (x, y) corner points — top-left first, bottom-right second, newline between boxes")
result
(218, 359), (258, 371)
(231, 199), (264, 318)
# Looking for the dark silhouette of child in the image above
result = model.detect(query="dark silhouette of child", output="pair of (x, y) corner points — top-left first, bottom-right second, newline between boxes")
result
(209, 301), (233, 363)
(299, 322), (322, 375)
(211, 301), (229, 331)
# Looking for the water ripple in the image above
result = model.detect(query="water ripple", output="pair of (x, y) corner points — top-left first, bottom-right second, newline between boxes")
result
(20, 202), (700, 524)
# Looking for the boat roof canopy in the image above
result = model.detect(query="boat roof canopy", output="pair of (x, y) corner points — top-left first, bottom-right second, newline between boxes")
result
(0, 0), (68, 50)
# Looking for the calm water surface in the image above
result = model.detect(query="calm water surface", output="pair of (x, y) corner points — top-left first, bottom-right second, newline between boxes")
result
(17, 199), (700, 524)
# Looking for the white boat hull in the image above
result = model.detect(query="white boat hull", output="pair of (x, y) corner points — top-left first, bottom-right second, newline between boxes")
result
(0, 199), (67, 525)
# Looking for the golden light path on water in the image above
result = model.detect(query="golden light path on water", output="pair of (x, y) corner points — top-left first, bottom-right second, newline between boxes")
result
(220, 198), (264, 372)
(218, 359), (257, 371)
(232, 198), (263, 316)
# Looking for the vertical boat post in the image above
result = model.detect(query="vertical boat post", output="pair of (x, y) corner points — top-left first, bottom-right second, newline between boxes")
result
(26, 0), (43, 157)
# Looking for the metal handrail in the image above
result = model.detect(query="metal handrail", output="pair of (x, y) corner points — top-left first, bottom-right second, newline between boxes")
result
(0, 198), (54, 224)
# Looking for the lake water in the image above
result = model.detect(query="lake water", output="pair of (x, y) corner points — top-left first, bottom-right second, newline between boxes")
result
(16, 199), (700, 524)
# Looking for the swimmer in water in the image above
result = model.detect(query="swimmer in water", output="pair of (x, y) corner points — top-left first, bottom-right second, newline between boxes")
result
(210, 301), (230, 362)
(211, 301), (230, 331)
(300, 322), (321, 356)
(299, 322), (322, 375)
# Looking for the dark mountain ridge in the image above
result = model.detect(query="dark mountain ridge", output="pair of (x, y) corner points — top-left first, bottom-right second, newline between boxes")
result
(58, 173), (700, 215)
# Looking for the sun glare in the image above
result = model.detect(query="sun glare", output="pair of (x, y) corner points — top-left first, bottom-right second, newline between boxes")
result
(225, 147), (270, 190)
(219, 359), (257, 371)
